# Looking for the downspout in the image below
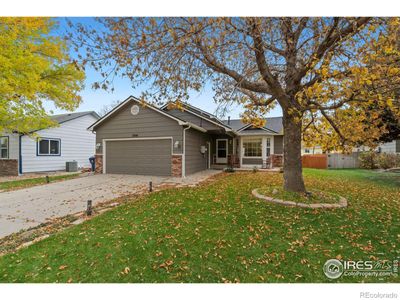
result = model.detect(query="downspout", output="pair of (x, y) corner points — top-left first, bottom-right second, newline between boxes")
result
(182, 124), (191, 178)
(18, 134), (22, 174)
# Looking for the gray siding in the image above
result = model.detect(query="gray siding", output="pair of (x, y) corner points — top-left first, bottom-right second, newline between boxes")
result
(242, 158), (263, 165)
(396, 140), (400, 153)
(106, 139), (171, 176)
(167, 109), (221, 131)
(274, 135), (283, 154)
(185, 129), (210, 175)
(95, 102), (183, 154)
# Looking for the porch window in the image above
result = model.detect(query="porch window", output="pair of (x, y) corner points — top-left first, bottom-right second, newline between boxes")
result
(243, 138), (262, 157)
(0, 136), (9, 159)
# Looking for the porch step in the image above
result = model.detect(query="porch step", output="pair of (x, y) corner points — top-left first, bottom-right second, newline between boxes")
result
(210, 164), (227, 170)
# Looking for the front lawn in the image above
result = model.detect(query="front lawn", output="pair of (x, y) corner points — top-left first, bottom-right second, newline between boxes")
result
(257, 186), (341, 204)
(0, 173), (80, 192)
(0, 169), (399, 283)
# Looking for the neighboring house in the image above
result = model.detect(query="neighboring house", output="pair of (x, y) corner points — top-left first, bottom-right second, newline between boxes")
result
(89, 96), (284, 177)
(0, 111), (99, 176)
(353, 139), (400, 154)
(301, 145), (323, 155)
(378, 140), (400, 154)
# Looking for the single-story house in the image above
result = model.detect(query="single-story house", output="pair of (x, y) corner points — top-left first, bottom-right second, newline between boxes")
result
(377, 140), (400, 154)
(352, 140), (400, 154)
(0, 111), (99, 176)
(89, 96), (284, 177)
(301, 145), (323, 155)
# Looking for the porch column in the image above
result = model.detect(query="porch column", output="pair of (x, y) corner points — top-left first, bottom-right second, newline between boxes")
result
(270, 136), (275, 168)
(271, 136), (275, 155)
(239, 137), (243, 168)
(262, 137), (267, 168)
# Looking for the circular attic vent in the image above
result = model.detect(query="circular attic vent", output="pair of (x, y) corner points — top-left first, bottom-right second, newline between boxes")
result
(131, 105), (140, 116)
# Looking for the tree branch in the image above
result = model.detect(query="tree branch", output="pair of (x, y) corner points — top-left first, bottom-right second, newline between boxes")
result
(320, 109), (347, 144)
(246, 18), (286, 99)
(239, 88), (276, 107)
(193, 38), (272, 94)
(296, 18), (371, 82)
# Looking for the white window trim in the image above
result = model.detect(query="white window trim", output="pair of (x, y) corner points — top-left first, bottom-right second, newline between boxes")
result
(216, 138), (228, 164)
(37, 138), (61, 156)
(242, 137), (263, 158)
(0, 136), (9, 159)
(240, 136), (275, 167)
(207, 141), (211, 169)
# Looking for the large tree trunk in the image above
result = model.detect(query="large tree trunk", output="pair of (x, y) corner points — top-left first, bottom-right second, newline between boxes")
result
(282, 111), (306, 193)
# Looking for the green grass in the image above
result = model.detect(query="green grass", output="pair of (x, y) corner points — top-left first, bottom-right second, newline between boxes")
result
(0, 169), (399, 283)
(258, 186), (340, 204)
(0, 174), (80, 192)
(305, 168), (400, 188)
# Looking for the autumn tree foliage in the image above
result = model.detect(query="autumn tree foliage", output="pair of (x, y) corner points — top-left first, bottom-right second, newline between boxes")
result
(71, 17), (400, 192)
(0, 18), (85, 134)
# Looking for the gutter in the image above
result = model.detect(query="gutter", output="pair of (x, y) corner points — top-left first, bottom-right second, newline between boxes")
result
(184, 122), (207, 133)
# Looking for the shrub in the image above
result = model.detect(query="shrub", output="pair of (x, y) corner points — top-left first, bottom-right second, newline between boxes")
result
(359, 151), (379, 169)
(359, 151), (400, 170)
(224, 166), (235, 173)
(252, 166), (259, 173)
(377, 153), (399, 170)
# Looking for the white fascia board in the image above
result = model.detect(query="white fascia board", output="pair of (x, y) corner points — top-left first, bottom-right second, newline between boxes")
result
(162, 103), (232, 132)
(238, 131), (278, 136)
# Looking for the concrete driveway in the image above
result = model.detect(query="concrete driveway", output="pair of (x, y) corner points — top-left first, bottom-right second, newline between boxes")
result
(0, 170), (219, 239)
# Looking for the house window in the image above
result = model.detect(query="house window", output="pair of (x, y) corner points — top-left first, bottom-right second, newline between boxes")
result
(266, 137), (271, 157)
(37, 138), (61, 156)
(243, 138), (262, 157)
(0, 136), (9, 159)
(304, 148), (311, 154)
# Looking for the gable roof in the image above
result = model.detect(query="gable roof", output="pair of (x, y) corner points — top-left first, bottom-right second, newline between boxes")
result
(88, 95), (283, 135)
(161, 102), (232, 132)
(22, 111), (100, 135)
(88, 96), (207, 133)
(223, 117), (283, 134)
(51, 111), (100, 125)
(237, 124), (278, 135)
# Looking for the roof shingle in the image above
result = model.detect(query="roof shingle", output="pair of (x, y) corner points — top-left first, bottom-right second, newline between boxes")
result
(51, 111), (100, 124)
(222, 117), (283, 133)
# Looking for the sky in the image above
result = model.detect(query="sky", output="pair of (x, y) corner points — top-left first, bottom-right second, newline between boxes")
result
(47, 17), (283, 120)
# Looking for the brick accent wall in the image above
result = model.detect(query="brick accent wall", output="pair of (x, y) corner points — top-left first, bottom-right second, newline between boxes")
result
(271, 154), (283, 168)
(95, 154), (103, 174)
(171, 155), (182, 177)
(0, 159), (18, 176)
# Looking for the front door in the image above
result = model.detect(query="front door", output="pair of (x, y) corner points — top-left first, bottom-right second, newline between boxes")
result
(216, 139), (228, 164)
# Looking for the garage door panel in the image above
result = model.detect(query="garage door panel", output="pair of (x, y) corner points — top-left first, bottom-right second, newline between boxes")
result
(106, 139), (171, 176)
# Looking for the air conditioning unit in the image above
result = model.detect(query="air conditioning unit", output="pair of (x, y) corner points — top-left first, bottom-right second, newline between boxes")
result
(66, 161), (78, 172)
